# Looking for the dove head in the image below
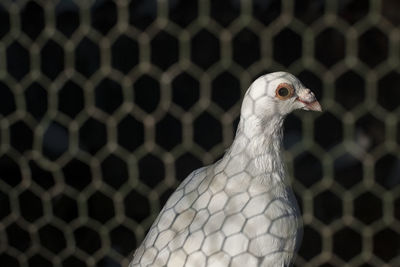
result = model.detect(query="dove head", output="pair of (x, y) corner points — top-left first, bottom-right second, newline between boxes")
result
(229, 72), (322, 175)
(241, 72), (321, 120)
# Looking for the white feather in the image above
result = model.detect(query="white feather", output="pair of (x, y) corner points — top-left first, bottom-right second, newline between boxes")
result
(129, 72), (321, 267)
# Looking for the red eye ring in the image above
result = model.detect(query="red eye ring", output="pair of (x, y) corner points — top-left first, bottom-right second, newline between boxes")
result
(276, 83), (294, 100)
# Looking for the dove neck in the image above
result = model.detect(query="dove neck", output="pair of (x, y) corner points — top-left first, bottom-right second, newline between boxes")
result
(226, 114), (287, 183)
(234, 114), (284, 153)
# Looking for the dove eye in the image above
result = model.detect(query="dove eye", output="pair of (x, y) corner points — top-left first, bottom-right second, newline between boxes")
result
(276, 83), (294, 100)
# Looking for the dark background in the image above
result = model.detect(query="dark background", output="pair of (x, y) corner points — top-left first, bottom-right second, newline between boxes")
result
(1, 0), (400, 266)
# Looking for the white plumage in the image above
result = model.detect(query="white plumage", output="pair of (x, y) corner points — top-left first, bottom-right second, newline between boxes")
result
(129, 72), (322, 267)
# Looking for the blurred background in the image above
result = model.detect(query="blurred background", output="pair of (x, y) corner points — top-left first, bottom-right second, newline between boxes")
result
(0, 0), (400, 266)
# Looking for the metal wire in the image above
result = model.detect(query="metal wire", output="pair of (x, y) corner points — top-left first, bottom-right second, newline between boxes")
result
(0, 0), (399, 267)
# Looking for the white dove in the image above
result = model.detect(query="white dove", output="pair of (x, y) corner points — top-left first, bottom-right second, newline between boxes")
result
(129, 72), (322, 267)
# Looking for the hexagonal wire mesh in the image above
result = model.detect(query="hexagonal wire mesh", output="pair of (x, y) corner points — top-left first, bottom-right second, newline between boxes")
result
(0, 0), (399, 267)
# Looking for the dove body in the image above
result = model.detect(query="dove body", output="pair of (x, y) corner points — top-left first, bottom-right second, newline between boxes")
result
(129, 72), (321, 267)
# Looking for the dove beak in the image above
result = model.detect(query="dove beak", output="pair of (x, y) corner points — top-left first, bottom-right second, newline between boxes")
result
(296, 89), (322, 112)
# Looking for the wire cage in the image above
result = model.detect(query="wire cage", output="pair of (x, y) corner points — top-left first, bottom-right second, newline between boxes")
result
(0, 0), (399, 266)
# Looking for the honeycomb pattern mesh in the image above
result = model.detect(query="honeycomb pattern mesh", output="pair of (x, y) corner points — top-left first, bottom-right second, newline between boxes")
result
(0, 0), (399, 267)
